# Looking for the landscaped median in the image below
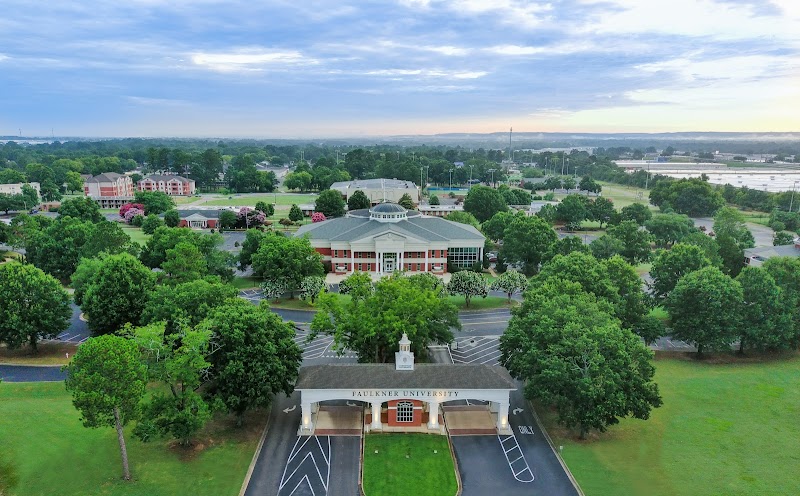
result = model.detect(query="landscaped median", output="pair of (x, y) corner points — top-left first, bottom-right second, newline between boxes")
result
(362, 434), (458, 496)
(0, 382), (264, 496)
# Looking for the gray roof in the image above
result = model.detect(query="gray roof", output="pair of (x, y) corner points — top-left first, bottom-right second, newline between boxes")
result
(296, 364), (516, 390)
(170, 209), (222, 219)
(331, 179), (418, 190)
(295, 215), (484, 243)
(371, 202), (407, 214)
(85, 172), (125, 183)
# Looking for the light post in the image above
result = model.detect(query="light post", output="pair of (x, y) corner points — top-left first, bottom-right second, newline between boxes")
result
(449, 169), (453, 190)
(469, 164), (475, 186)
(790, 181), (798, 212)
(488, 168), (497, 187)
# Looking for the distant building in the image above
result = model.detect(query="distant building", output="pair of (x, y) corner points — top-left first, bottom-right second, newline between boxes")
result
(0, 182), (40, 196)
(417, 204), (463, 217)
(329, 178), (420, 206)
(171, 209), (220, 229)
(295, 202), (484, 275)
(744, 243), (800, 267)
(138, 174), (196, 196)
(83, 173), (134, 208)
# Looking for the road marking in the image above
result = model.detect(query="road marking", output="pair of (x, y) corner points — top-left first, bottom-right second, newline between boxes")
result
(283, 405), (297, 413)
(279, 436), (331, 496)
(513, 408), (523, 415)
(498, 433), (534, 483)
(517, 425), (534, 435)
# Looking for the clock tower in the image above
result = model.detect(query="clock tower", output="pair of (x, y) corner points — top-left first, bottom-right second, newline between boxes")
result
(395, 333), (414, 371)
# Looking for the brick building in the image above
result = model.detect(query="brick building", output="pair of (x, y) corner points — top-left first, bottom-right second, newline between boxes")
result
(138, 174), (196, 196)
(83, 173), (134, 208)
(294, 202), (484, 275)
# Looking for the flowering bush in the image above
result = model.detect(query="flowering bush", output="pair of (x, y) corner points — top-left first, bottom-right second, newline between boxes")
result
(119, 203), (145, 218)
(311, 212), (327, 223)
(123, 207), (145, 224)
(237, 207), (266, 228)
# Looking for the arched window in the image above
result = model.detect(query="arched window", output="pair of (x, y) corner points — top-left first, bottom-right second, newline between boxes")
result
(396, 401), (414, 423)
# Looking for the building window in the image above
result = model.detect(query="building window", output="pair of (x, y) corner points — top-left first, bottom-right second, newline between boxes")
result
(447, 247), (479, 268)
(396, 401), (414, 423)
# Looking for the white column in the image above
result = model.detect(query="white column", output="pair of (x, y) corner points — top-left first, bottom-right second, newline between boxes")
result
(495, 402), (509, 432)
(427, 401), (440, 429)
(300, 400), (313, 434)
(351, 250), (355, 273)
(371, 402), (382, 430)
(425, 249), (429, 272)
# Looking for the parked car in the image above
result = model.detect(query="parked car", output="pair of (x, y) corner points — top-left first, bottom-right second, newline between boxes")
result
(487, 252), (498, 262)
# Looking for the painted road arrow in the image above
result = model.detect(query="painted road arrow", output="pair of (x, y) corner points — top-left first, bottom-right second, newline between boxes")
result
(512, 408), (524, 415)
(283, 405), (297, 413)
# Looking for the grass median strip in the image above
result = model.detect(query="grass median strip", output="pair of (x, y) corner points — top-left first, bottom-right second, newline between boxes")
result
(363, 434), (457, 496)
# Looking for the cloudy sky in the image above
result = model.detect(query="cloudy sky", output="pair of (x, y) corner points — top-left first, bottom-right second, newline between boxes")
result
(1, 0), (798, 137)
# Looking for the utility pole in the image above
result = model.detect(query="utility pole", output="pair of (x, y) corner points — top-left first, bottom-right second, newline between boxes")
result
(449, 169), (453, 190)
(509, 126), (513, 163)
(791, 181), (798, 212)
(488, 168), (497, 187)
(469, 164), (474, 185)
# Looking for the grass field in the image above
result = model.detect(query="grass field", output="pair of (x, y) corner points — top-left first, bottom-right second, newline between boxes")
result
(594, 182), (653, 209)
(0, 342), (76, 365)
(266, 293), (514, 312)
(362, 434), (457, 496)
(200, 193), (317, 207)
(541, 355), (800, 496)
(232, 275), (261, 289)
(0, 382), (262, 496)
(121, 225), (151, 245)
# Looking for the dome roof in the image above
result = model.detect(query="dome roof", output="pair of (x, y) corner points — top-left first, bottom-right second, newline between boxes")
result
(369, 202), (407, 214)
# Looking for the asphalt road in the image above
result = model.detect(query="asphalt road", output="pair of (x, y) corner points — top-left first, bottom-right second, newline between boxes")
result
(0, 364), (65, 382)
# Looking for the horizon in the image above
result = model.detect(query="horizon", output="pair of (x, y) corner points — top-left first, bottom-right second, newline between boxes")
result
(2, 1), (799, 137)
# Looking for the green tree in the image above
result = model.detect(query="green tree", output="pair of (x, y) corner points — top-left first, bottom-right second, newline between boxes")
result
(64, 335), (146, 480)
(251, 235), (324, 294)
(218, 210), (237, 230)
(500, 280), (661, 439)
(58, 196), (103, 223)
(163, 209), (180, 227)
(140, 226), (233, 281)
(193, 149), (223, 190)
(605, 220), (653, 264)
(481, 210), (517, 241)
(428, 194), (440, 206)
(713, 207), (755, 276)
(133, 323), (213, 445)
(556, 194), (588, 230)
(649, 178), (724, 216)
(201, 300), (302, 420)
(314, 189), (346, 218)
(447, 270), (488, 307)
(238, 228), (270, 270)
(0, 262), (71, 350)
(633, 315), (666, 345)
(161, 241), (207, 284)
(25, 217), (93, 281)
(587, 197), (615, 228)
(665, 266), (743, 356)
(490, 270), (528, 303)
(500, 215), (557, 275)
(83, 220), (139, 258)
(536, 252), (621, 314)
(134, 191), (175, 215)
(254, 201), (275, 217)
(735, 267), (796, 352)
(602, 255), (650, 329)
(682, 231), (724, 268)
(288, 204), (304, 222)
(65, 170), (84, 194)
(141, 279), (239, 335)
(444, 211), (481, 229)
(311, 275), (459, 362)
(579, 176), (602, 193)
(82, 253), (157, 335)
(140, 214), (164, 235)
(649, 244), (713, 303)
(645, 213), (695, 248)
(620, 203), (652, 226)
(398, 193), (415, 210)
(284, 171), (313, 192)
(463, 185), (508, 223)
(589, 235), (624, 260)
(347, 190), (371, 211)
(71, 256), (106, 306)
(774, 231), (795, 246)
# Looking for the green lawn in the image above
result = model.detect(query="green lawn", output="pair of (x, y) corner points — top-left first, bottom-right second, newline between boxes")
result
(0, 382), (263, 496)
(595, 182), (653, 209)
(200, 193), (317, 207)
(121, 225), (151, 245)
(363, 434), (457, 496)
(542, 355), (800, 496)
(449, 294), (515, 310)
(232, 276), (261, 289)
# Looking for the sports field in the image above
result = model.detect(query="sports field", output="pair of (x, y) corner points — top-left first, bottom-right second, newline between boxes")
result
(542, 355), (800, 496)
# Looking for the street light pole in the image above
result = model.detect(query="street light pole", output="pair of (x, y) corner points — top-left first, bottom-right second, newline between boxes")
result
(790, 181), (798, 212)
(449, 169), (453, 190)
(488, 168), (496, 187)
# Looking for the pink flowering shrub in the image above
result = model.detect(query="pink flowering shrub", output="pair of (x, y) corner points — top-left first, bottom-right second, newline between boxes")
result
(237, 207), (266, 228)
(119, 203), (145, 218)
(311, 212), (326, 223)
(124, 207), (145, 224)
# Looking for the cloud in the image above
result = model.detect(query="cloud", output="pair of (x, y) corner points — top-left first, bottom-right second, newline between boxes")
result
(190, 48), (315, 73)
(126, 96), (192, 106)
(362, 69), (487, 79)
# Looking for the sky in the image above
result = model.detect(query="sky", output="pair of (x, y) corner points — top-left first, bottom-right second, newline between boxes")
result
(1, 0), (799, 138)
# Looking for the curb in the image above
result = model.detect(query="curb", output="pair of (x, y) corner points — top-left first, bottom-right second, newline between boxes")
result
(238, 405), (273, 496)
(528, 400), (585, 496)
(444, 415), (463, 495)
